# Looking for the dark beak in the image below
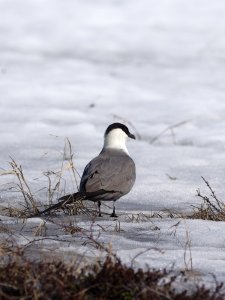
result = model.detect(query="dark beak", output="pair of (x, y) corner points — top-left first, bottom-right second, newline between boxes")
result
(128, 133), (136, 139)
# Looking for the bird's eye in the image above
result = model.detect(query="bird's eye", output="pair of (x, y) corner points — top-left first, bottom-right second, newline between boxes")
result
(90, 170), (98, 178)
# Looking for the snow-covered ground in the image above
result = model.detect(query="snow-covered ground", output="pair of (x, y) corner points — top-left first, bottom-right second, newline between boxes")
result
(1, 0), (225, 289)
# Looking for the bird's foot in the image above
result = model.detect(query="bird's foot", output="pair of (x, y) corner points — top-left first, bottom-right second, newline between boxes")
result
(110, 212), (118, 218)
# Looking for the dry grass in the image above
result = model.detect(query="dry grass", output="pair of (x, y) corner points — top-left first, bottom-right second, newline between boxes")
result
(9, 157), (40, 216)
(0, 139), (96, 218)
(192, 177), (225, 221)
(0, 251), (224, 300)
(150, 119), (191, 145)
(125, 212), (162, 223)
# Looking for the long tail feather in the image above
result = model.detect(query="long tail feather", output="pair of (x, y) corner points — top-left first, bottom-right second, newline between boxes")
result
(36, 192), (86, 216)
(32, 189), (117, 217)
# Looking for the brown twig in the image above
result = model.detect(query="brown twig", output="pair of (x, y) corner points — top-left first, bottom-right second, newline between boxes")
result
(150, 119), (191, 144)
(9, 157), (39, 214)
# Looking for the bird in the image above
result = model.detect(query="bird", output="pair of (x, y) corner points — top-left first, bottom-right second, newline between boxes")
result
(38, 122), (136, 217)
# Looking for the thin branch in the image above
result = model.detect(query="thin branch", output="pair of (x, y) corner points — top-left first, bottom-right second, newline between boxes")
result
(150, 119), (191, 144)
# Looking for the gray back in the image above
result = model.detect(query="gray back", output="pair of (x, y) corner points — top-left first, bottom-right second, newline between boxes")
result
(80, 149), (135, 201)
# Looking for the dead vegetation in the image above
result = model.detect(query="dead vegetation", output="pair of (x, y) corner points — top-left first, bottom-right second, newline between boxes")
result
(0, 139), (95, 218)
(0, 251), (223, 300)
(9, 157), (40, 216)
(150, 119), (191, 145)
(193, 177), (225, 221)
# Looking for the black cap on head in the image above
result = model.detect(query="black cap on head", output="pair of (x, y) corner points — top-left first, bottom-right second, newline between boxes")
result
(105, 123), (136, 139)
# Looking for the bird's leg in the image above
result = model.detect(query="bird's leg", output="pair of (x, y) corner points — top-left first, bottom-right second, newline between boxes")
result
(98, 200), (102, 217)
(110, 201), (118, 218)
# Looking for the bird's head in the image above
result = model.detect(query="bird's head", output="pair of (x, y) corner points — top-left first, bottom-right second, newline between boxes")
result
(103, 123), (135, 153)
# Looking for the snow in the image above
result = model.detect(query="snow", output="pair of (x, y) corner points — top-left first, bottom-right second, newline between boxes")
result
(1, 0), (225, 289)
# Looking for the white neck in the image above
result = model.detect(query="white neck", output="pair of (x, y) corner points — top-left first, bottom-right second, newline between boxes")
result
(103, 128), (129, 154)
